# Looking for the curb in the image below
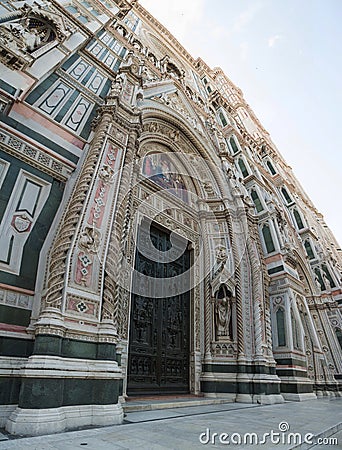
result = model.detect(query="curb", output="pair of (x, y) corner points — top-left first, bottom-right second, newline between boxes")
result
(289, 422), (342, 449)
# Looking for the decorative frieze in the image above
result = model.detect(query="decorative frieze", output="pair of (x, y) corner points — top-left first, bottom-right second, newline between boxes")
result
(0, 287), (33, 310)
(0, 129), (73, 181)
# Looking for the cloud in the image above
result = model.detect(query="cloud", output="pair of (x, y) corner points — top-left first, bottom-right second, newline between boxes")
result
(268, 34), (282, 48)
(239, 42), (249, 61)
(232, 2), (265, 33)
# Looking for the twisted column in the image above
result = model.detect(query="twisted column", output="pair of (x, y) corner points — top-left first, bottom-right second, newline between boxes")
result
(102, 128), (140, 337)
(42, 109), (114, 311)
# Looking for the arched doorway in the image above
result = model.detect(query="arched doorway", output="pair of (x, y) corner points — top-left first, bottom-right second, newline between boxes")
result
(117, 118), (236, 398)
(127, 220), (191, 395)
(124, 141), (204, 396)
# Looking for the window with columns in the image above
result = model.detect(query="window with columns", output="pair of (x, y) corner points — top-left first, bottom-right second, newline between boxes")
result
(266, 159), (277, 175)
(293, 208), (305, 229)
(262, 223), (276, 253)
(251, 189), (264, 213)
(65, 4), (90, 23)
(304, 240), (315, 260)
(237, 157), (249, 178)
(281, 187), (293, 204)
(219, 111), (228, 127)
(229, 136), (240, 154)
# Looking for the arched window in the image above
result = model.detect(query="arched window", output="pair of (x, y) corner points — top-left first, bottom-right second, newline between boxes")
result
(229, 136), (239, 154)
(238, 158), (249, 178)
(304, 240), (315, 260)
(262, 223), (275, 253)
(251, 189), (264, 212)
(293, 209), (304, 229)
(266, 160), (277, 175)
(219, 111), (228, 127)
(281, 187), (292, 204)
(276, 308), (286, 346)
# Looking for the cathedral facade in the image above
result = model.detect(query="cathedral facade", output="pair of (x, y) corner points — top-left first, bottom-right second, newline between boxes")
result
(0, 0), (341, 436)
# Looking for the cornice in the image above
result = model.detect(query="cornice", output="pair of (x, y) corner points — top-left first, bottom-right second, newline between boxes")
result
(134, 3), (196, 67)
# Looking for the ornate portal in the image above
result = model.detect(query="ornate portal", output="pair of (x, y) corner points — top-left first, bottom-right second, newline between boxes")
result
(127, 223), (190, 395)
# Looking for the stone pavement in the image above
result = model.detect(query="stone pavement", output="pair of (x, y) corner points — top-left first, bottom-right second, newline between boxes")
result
(0, 398), (341, 449)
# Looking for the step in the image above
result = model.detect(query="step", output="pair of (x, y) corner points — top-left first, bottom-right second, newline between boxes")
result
(123, 396), (232, 412)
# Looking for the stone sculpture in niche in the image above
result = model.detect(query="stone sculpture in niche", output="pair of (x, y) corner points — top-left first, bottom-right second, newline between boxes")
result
(214, 285), (232, 340)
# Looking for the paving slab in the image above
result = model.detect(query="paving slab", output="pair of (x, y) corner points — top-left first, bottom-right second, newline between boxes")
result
(124, 402), (259, 423)
(123, 396), (232, 412)
(0, 398), (340, 449)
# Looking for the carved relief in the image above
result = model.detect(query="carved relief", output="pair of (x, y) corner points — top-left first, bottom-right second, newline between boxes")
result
(0, 3), (73, 69)
(143, 122), (180, 142)
(79, 227), (101, 253)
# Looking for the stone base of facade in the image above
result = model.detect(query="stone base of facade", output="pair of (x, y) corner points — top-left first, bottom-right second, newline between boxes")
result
(315, 381), (342, 397)
(1, 333), (124, 436)
(282, 393), (317, 401)
(201, 364), (284, 404)
(279, 377), (315, 401)
(0, 404), (16, 428)
(5, 403), (124, 436)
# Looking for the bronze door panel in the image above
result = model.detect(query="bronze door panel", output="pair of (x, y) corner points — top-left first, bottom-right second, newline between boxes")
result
(128, 223), (190, 395)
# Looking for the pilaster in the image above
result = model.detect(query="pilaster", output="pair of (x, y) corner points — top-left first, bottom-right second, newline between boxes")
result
(4, 53), (145, 436)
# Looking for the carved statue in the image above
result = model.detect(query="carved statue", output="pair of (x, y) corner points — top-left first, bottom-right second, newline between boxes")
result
(214, 287), (232, 340)
(215, 246), (228, 269)
(110, 74), (124, 96)
(322, 272), (332, 291)
(221, 158), (230, 173)
(203, 180), (215, 196)
(160, 55), (170, 74)
(215, 295), (231, 339)
(276, 209), (288, 243)
(315, 275), (323, 292)
(177, 68), (186, 85)
(141, 66), (158, 84)
(19, 26), (41, 51)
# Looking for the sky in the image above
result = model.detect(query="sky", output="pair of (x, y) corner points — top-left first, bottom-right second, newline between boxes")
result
(139, 0), (342, 247)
